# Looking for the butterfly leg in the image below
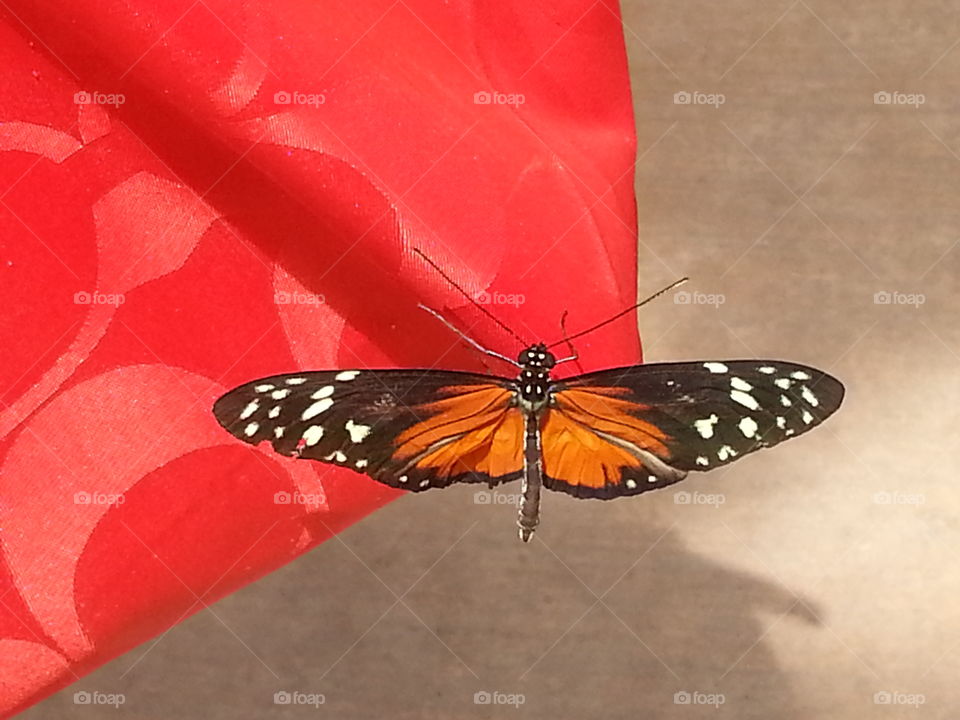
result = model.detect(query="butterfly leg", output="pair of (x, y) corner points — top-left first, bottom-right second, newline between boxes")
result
(518, 413), (543, 542)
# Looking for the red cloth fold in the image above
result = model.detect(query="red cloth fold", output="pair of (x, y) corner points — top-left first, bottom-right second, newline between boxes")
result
(0, 0), (638, 713)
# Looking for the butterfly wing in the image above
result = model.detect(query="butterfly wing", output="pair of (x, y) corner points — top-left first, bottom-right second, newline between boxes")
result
(213, 370), (524, 491)
(541, 360), (844, 498)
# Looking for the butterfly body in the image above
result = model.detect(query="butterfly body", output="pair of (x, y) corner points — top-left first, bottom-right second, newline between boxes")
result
(214, 342), (843, 542)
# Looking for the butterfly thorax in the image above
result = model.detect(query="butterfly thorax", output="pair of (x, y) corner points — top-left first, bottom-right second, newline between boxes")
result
(516, 343), (555, 413)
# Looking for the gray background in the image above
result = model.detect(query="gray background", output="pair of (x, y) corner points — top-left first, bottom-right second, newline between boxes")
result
(26, 1), (960, 718)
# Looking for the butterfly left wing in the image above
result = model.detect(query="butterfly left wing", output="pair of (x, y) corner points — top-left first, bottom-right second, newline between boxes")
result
(213, 370), (525, 491)
(541, 360), (844, 499)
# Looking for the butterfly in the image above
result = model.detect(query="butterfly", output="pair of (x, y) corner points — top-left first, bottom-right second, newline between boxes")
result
(213, 271), (844, 542)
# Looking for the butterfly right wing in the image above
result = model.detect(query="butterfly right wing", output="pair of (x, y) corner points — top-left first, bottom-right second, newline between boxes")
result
(540, 359), (844, 498)
(213, 369), (525, 491)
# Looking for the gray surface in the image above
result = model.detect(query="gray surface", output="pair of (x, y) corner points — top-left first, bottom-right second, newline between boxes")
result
(26, 1), (960, 717)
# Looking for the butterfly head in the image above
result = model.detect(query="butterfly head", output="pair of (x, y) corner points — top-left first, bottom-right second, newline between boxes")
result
(518, 343), (555, 370)
(516, 344), (554, 411)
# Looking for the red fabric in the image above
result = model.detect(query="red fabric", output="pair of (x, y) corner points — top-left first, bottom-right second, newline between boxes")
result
(0, 0), (638, 714)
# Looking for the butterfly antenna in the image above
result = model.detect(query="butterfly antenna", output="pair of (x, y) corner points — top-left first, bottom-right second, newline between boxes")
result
(413, 248), (527, 346)
(547, 277), (689, 348)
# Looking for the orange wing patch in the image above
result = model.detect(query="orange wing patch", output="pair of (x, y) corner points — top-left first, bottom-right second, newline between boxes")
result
(416, 408), (524, 478)
(394, 385), (523, 479)
(541, 388), (679, 495)
(552, 388), (671, 459)
(540, 409), (642, 489)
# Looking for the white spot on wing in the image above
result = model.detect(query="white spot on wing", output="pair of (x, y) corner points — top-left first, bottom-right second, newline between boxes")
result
(399, 475), (409, 484)
(254, 384), (274, 393)
(626, 479), (637, 489)
(271, 388), (291, 400)
(703, 362), (728, 374)
(802, 410), (814, 424)
(302, 425), (324, 446)
(244, 422), (259, 437)
(730, 377), (753, 392)
(776, 416), (787, 429)
(696, 456), (709, 467)
(274, 427), (284, 439)
(285, 377), (307, 385)
(730, 389), (759, 410)
(311, 385), (334, 399)
(774, 378), (792, 390)
(801, 386), (819, 407)
(721, 445), (738, 461)
(345, 419), (371, 443)
(694, 414), (719, 439)
(780, 395), (792, 407)
(790, 370), (812, 381)
(335, 370), (360, 382)
(758, 366), (776, 374)
(268, 406), (281, 419)
(738, 416), (759, 438)
(355, 459), (368, 469)
(239, 401), (258, 420)
(302, 397), (334, 420)
(647, 475), (658, 483)
(419, 479), (430, 488)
